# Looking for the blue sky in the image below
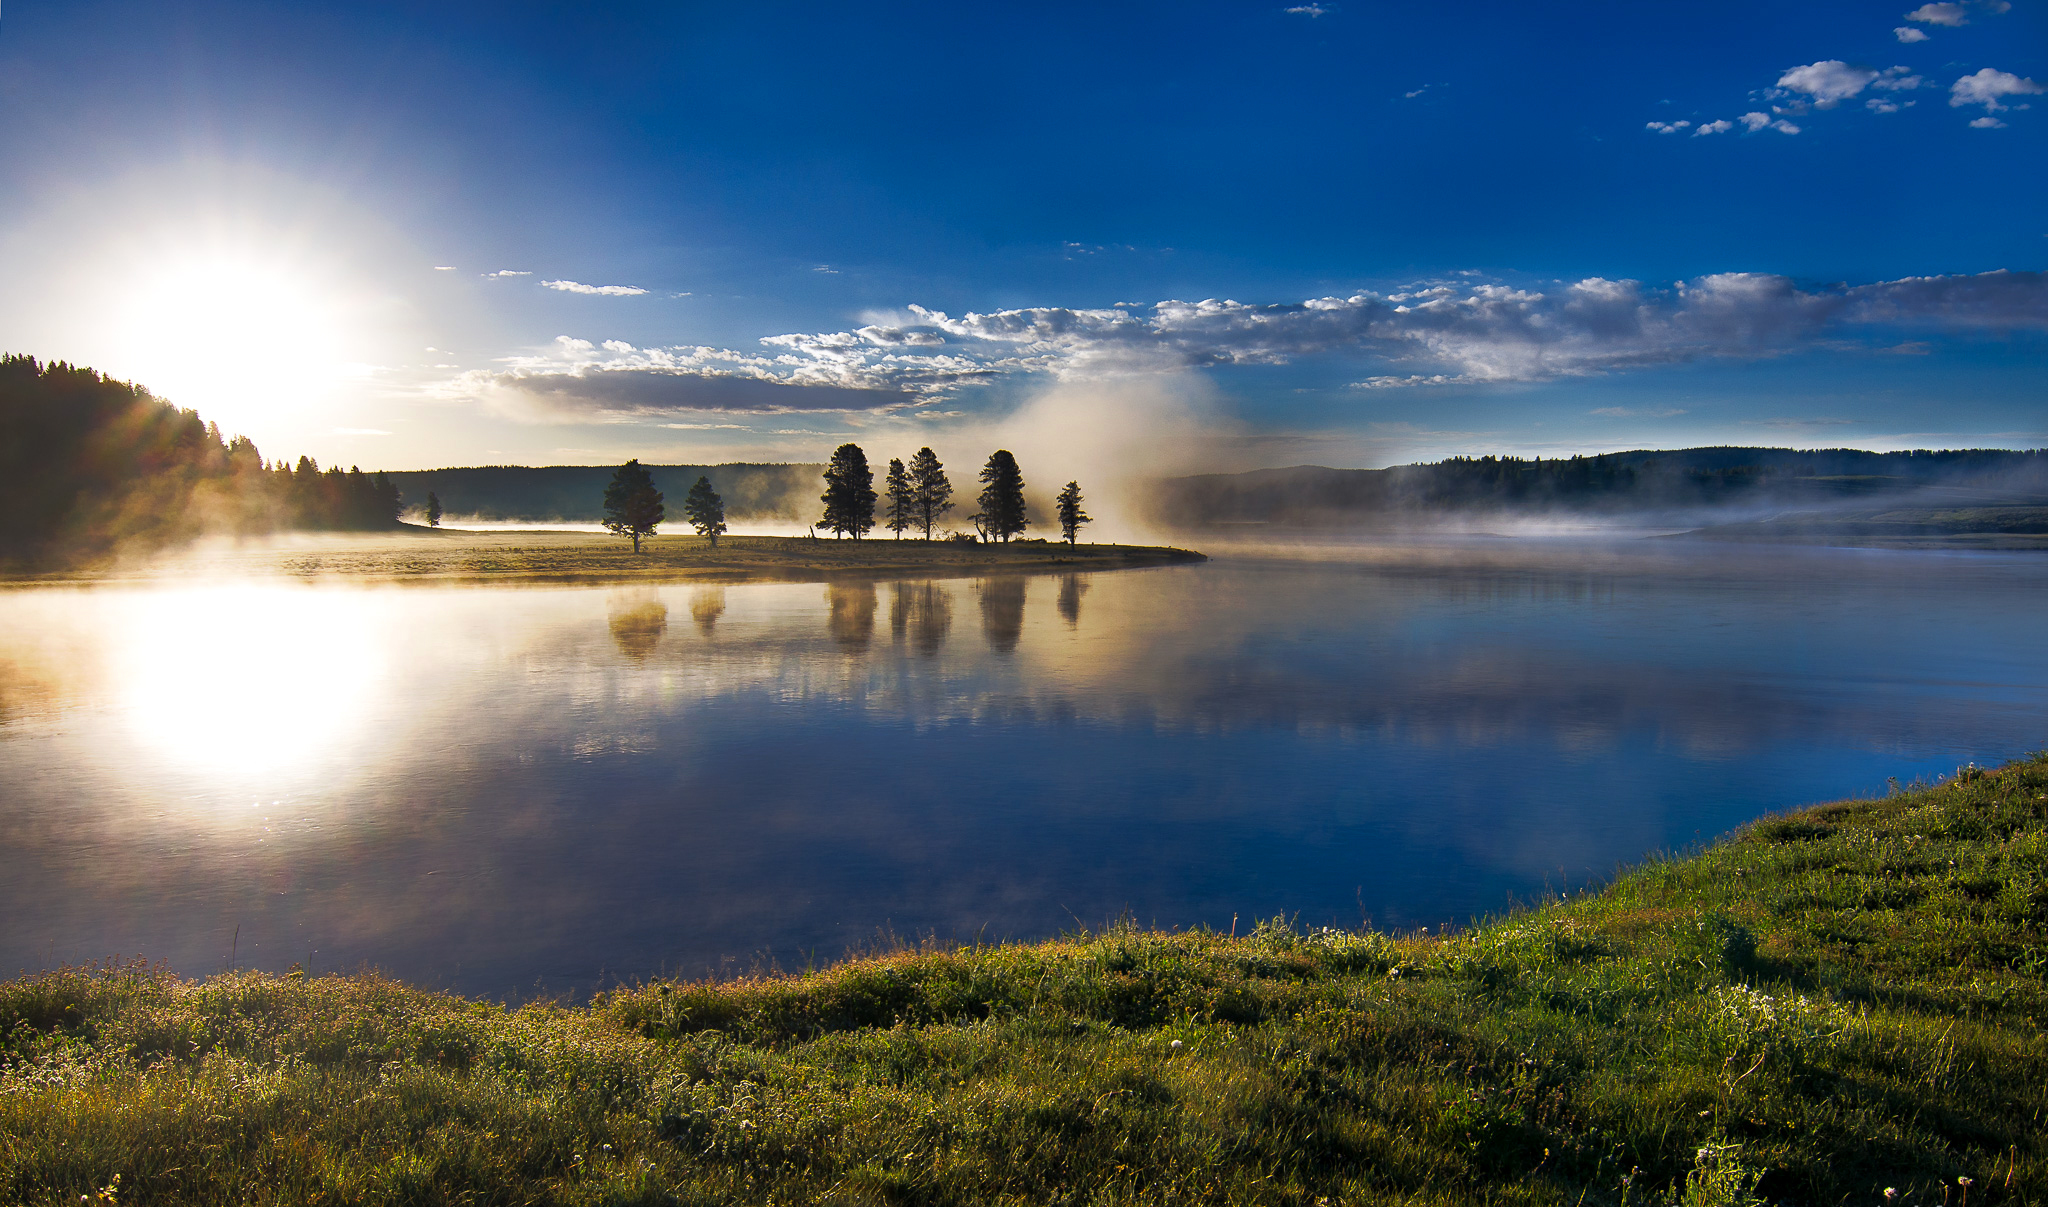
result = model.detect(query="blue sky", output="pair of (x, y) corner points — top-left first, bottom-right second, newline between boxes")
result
(0, 0), (2041, 472)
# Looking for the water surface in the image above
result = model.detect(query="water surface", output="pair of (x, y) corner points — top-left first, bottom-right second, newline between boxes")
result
(3, 542), (2044, 998)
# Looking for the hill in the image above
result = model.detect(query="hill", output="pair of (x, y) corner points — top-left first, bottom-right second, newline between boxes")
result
(383, 463), (825, 523)
(1151, 447), (2048, 529)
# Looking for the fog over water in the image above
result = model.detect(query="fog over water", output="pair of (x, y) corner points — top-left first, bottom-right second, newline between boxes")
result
(3, 541), (2045, 999)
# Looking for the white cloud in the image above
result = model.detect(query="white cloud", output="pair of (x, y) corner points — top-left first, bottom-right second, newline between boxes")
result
(1646, 120), (1692, 133)
(1895, 25), (1931, 40)
(486, 270), (532, 278)
(1950, 67), (2044, 112)
(1739, 111), (1773, 131)
(541, 279), (649, 296)
(1970, 115), (2009, 127)
(1778, 60), (1880, 106)
(1904, 2), (1968, 25)
(433, 266), (456, 271)
(1867, 98), (1904, 113)
(1770, 119), (1801, 134)
(1871, 67), (1923, 90)
(439, 270), (2048, 418)
(1693, 119), (1735, 135)
(1285, 4), (1327, 14)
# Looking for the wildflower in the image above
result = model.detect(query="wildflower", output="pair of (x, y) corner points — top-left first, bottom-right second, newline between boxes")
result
(1169, 1039), (1184, 1051)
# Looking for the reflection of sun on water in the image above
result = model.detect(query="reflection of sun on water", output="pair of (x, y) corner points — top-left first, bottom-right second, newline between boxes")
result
(118, 587), (384, 779)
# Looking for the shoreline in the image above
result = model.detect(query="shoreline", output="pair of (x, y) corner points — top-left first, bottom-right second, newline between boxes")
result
(1, 529), (1209, 588)
(4, 756), (2043, 1203)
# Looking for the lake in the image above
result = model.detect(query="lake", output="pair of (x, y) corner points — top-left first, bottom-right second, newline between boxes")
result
(3, 539), (2045, 1000)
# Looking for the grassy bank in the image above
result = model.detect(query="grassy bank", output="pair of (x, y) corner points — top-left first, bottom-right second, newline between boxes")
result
(5, 530), (1207, 587)
(5, 758), (2046, 1206)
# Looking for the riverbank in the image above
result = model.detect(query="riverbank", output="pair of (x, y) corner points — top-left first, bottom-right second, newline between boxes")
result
(4, 757), (2043, 1205)
(3, 529), (1208, 587)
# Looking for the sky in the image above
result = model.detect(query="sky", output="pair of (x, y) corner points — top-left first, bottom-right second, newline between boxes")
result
(0, 0), (2042, 475)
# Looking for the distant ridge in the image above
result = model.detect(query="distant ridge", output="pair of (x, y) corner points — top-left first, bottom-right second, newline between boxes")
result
(380, 463), (825, 523)
(1151, 446), (2048, 527)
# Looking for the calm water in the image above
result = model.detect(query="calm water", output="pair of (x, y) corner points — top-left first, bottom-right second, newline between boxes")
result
(3, 542), (2045, 999)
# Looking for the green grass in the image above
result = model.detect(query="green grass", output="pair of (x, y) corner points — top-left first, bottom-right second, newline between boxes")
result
(6, 757), (2047, 1205)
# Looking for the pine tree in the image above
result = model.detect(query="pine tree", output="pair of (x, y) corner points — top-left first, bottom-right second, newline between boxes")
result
(884, 458), (914, 539)
(907, 446), (952, 540)
(977, 450), (1027, 543)
(602, 459), (665, 553)
(820, 443), (877, 538)
(425, 491), (442, 528)
(1055, 480), (1090, 544)
(683, 475), (727, 547)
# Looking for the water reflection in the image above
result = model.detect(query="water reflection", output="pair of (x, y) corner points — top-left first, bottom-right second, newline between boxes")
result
(3, 547), (2046, 999)
(978, 577), (1027, 654)
(689, 587), (725, 635)
(890, 581), (952, 656)
(607, 592), (668, 661)
(827, 582), (878, 650)
(1056, 574), (1088, 627)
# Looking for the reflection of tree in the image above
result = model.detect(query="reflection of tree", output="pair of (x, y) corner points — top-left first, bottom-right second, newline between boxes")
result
(606, 593), (668, 661)
(1056, 574), (1089, 627)
(689, 587), (726, 635)
(978, 577), (1027, 655)
(890, 581), (953, 657)
(826, 581), (878, 650)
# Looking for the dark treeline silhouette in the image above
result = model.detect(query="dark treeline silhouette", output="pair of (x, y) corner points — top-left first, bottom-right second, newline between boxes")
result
(384, 462), (819, 523)
(1154, 446), (2048, 527)
(814, 444), (1072, 544)
(1, 355), (402, 565)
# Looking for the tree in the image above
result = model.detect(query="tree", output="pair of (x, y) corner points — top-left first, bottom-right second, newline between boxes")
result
(820, 443), (876, 538)
(602, 459), (665, 552)
(425, 491), (442, 528)
(1055, 480), (1091, 544)
(907, 446), (953, 540)
(884, 458), (914, 539)
(683, 475), (727, 546)
(977, 449), (1027, 543)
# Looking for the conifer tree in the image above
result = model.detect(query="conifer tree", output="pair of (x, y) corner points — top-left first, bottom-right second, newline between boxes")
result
(425, 491), (442, 527)
(976, 450), (1027, 543)
(602, 459), (665, 553)
(884, 458), (914, 539)
(907, 446), (952, 540)
(1055, 480), (1090, 544)
(820, 443), (877, 538)
(683, 475), (727, 547)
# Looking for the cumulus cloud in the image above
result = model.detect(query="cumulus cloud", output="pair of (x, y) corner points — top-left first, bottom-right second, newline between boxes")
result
(486, 270), (532, 278)
(1970, 115), (2009, 128)
(1284, 3), (1327, 14)
(541, 279), (649, 296)
(1778, 60), (1881, 106)
(1904, 2), (1969, 24)
(440, 271), (2047, 419)
(1646, 120), (1692, 133)
(1950, 67), (2043, 112)
(1692, 119), (1735, 135)
(1735, 111), (1799, 133)
(1895, 25), (1931, 40)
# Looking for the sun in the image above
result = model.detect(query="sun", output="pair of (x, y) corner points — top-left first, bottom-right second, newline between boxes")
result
(112, 245), (359, 438)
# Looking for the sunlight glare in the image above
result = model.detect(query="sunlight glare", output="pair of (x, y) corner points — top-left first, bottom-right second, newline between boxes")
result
(117, 586), (386, 781)
(113, 247), (358, 436)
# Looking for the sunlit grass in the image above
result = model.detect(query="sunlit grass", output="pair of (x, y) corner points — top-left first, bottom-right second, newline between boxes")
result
(4, 756), (2045, 1204)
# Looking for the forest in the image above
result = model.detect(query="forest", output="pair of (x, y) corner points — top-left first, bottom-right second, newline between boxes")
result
(0, 355), (401, 566)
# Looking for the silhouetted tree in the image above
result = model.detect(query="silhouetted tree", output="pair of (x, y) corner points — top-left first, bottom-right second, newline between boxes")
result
(907, 446), (953, 540)
(820, 443), (876, 538)
(977, 450), (1027, 543)
(884, 458), (914, 539)
(683, 475), (727, 546)
(425, 491), (442, 527)
(602, 459), (665, 552)
(1055, 480), (1090, 544)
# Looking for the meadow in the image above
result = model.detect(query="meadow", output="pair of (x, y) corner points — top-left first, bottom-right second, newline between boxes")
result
(3, 757), (2043, 1205)
(5, 530), (1207, 588)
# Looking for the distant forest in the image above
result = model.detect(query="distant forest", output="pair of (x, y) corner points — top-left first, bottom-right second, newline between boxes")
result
(1153, 447), (2048, 527)
(383, 464), (823, 523)
(0, 355), (401, 565)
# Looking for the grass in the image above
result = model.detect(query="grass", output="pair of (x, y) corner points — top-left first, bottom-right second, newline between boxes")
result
(4, 757), (2046, 1205)
(4, 531), (1208, 587)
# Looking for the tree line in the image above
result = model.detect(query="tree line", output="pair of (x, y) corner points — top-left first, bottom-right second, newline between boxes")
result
(600, 445), (1094, 550)
(0, 355), (404, 565)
